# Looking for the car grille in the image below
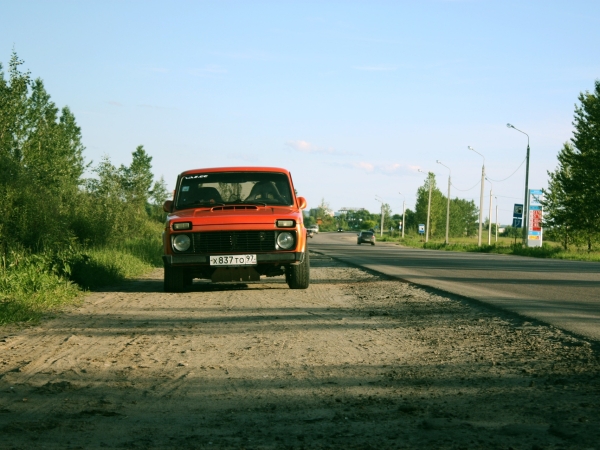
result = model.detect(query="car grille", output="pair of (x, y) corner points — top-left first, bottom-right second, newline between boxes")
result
(190, 231), (277, 253)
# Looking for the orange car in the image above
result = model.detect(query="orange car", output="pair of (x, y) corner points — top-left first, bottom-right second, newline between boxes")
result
(162, 167), (309, 292)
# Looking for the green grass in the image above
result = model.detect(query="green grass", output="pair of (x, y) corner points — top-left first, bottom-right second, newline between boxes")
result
(0, 235), (163, 326)
(0, 253), (81, 325)
(378, 234), (600, 262)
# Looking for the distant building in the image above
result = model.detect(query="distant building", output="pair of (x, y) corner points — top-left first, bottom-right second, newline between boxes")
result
(307, 207), (334, 218)
(334, 207), (365, 217)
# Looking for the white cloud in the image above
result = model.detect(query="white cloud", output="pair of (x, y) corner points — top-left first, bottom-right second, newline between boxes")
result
(285, 140), (357, 156)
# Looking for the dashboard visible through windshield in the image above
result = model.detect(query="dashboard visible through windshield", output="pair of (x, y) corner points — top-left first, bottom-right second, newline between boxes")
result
(176, 172), (294, 209)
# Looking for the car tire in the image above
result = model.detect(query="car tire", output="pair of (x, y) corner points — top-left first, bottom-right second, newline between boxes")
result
(183, 271), (193, 288)
(357, 242), (361, 245)
(371, 242), (375, 246)
(286, 252), (310, 289)
(164, 265), (185, 292)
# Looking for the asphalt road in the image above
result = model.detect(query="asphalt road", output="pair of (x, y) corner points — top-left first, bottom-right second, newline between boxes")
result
(309, 232), (600, 341)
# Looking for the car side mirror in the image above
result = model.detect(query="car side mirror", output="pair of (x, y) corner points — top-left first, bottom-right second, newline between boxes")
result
(163, 200), (173, 213)
(297, 196), (307, 210)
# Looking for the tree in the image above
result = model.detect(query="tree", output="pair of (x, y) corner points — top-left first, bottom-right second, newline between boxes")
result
(415, 173), (445, 238)
(0, 52), (85, 252)
(542, 80), (600, 250)
(449, 198), (478, 237)
(542, 143), (576, 250)
(120, 145), (154, 207)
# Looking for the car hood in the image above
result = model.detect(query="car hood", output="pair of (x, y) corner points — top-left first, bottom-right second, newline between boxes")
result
(169, 205), (300, 226)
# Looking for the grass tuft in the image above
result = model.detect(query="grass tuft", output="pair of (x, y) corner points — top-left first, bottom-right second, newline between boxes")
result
(0, 235), (163, 325)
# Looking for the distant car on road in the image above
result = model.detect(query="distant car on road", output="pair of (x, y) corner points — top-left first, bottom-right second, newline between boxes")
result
(307, 225), (319, 234)
(337, 227), (344, 232)
(357, 231), (375, 245)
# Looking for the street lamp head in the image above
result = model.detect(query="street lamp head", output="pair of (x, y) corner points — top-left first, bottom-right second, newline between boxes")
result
(468, 146), (474, 151)
(507, 123), (514, 128)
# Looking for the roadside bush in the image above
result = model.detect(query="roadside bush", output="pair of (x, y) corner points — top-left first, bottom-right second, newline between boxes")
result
(69, 248), (154, 290)
(0, 251), (80, 324)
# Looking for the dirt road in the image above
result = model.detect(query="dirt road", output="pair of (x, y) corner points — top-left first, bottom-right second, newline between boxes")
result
(1, 253), (599, 449)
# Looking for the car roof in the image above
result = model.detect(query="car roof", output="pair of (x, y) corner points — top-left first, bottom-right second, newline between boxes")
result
(180, 167), (291, 177)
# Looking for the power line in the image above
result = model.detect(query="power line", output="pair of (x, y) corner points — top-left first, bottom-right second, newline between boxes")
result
(451, 179), (480, 192)
(486, 158), (527, 182)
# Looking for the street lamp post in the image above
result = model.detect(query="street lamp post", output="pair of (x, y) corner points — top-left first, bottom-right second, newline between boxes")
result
(468, 146), (486, 247)
(507, 123), (530, 246)
(375, 196), (384, 237)
(418, 169), (432, 243)
(495, 196), (499, 243)
(436, 160), (451, 245)
(398, 192), (406, 238)
(485, 178), (493, 245)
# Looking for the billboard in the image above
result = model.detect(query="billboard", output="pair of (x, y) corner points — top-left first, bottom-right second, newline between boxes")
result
(512, 204), (523, 228)
(527, 190), (543, 248)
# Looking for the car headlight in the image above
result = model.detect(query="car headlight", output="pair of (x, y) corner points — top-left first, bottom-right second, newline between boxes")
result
(172, 234), (191, 252)
(173, 222), (192, 230)
(276, 219), (295, 228)
(276, 232), (295, 250)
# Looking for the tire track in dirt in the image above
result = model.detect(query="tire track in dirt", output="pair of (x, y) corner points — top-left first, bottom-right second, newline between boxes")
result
(0, 253), (599, 449)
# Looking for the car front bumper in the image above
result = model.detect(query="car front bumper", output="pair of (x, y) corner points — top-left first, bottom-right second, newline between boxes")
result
(163, 252), (305, 266)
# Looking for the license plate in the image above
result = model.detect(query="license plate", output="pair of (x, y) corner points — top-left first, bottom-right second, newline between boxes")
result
(210, 254), (257, 266)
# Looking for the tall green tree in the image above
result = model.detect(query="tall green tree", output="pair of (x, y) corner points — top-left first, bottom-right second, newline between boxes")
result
(415, 172), (445, 238)
(542, 143), (576, 249)
(0, 52), (85, 252)
(543, 80), (600, 250)
(120, 145), (154, 206)
(449, 198), (478, 237)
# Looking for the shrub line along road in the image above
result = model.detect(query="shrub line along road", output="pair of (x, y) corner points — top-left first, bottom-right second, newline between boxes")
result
(310, 232), (600, 341)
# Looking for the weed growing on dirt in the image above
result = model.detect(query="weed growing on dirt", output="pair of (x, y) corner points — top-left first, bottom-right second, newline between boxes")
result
(0, 252), (80, 325)
(0, 235), (162, 325)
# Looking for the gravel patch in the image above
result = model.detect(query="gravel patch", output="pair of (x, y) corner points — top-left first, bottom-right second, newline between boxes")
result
(0, 252), (598, 449)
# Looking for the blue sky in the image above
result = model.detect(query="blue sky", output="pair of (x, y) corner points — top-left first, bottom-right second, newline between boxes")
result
(2, 0), (599, 224)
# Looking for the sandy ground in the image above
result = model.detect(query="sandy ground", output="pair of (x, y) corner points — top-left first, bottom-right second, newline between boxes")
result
(1, 252), (599, 449)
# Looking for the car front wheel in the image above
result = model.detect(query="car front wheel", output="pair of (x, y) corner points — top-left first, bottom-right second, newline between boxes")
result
(164, 265), (184, 292)
(286, 252), (310, 289)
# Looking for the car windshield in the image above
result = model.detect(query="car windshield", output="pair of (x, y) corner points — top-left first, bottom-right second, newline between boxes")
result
(176, 172), (294, 209)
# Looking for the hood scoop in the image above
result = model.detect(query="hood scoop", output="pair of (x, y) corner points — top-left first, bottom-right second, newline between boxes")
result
(211, 205), (259, 212)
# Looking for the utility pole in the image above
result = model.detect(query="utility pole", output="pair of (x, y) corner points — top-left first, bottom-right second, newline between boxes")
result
(495, 196), (498, 243)
(398, 192), (406, 238)
(436, 161), (451, 245)
(488, 186), (493, 245)
(426, 181), (432, 243)
(380, 203), (384, 237)
(418, 170), (433, 243)
(507, 124), (530, 246)
(468, 146), (485, 247)
(375, 196), (384, 237)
